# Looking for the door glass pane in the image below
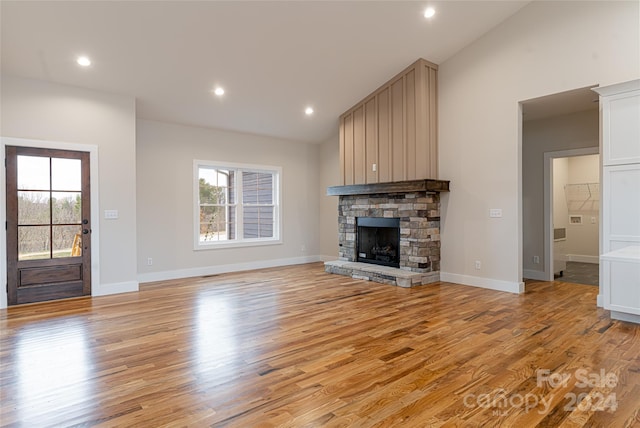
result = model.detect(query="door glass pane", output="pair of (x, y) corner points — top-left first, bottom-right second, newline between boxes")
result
(52, 158), (81, 191)
(18, 225), (50, 261)
(18, 191), (50, 225)
(53, 225), (82, 258)
(17, 156), (50, 190)
(52, 192), (82, 224)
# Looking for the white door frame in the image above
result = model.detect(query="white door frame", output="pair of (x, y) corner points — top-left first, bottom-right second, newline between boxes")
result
(1, 137), (100, 309)
(543, 147), (599, 281)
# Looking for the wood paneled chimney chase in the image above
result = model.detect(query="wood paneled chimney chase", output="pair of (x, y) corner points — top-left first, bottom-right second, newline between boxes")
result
(339, 58), (438, 185)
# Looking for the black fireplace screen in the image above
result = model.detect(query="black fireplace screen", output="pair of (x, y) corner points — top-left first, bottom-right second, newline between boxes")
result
(357, 217), (400, 268)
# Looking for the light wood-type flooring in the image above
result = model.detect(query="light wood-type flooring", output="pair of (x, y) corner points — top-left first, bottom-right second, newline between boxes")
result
(1, 262), (639, 427)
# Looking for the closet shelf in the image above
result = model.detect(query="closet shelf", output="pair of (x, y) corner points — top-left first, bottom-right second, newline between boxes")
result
(564, 183), (599, 212)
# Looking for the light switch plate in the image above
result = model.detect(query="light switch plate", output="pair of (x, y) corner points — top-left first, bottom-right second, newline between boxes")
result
(104, 209), (119, 219)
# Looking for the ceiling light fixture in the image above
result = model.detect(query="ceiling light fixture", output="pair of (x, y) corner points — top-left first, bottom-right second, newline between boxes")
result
(424, 7), (436, 18)
(214, 87), (225, 96)
(77, 56), (91, 67)
(305, 107), (314, 115)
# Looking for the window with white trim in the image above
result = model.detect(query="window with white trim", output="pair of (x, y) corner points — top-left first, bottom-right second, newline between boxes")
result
(194, 161), (281, 249)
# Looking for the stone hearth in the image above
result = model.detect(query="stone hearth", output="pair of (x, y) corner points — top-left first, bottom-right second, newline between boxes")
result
(325, 179), (449, 287)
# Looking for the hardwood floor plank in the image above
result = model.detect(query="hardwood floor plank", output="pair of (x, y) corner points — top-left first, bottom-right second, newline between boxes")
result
(1, 263), (639, 427)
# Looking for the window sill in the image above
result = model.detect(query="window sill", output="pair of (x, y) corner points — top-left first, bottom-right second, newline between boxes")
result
(194, 238), (282, 251)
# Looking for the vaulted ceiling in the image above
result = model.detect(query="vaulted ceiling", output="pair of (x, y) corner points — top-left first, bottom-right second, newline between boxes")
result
(1, 1), (530, 143)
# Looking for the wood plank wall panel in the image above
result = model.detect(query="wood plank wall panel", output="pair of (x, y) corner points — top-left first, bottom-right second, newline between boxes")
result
(405, 69), (417, 180)
(415, 61), (428, 179)
(339, 116), (345, 185)
(338, 58), (438, 185)
(343, 114), (354, 185)
(377, 88), (391, 183)
(428, 66), (438, 177)
(391, 79), (405, 182)
(353, 106), (366, 185)
(365, 98), (378, 184)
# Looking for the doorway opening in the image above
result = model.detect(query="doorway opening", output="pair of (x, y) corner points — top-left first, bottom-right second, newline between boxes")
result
(547, 150), (600, 286)
(520, 85), (600, 289)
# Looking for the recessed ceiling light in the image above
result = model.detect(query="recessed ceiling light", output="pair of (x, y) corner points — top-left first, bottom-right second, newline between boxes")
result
(214, 87), (225, 96)
(77, 56), (91, 67)
(424, 7), (436, 18)
(305, 107), (314, 115)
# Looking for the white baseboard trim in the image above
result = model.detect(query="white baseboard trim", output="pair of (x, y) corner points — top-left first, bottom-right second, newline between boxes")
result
(597, 294), (603, 308)
(93, 280), (139, 296)
(523, 269), (547, 281)
(440, 272), (525, 294)
(138, 255), (324, 283)
(566, 254), (599, 264)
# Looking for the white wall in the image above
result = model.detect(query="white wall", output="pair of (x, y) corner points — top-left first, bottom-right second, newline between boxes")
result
(438, 0), (639, 292)
(1, 75), (138, 307)
(136, 119), (321, 282)
(319, 133), (339, 258)
(522, 110), (599, 277)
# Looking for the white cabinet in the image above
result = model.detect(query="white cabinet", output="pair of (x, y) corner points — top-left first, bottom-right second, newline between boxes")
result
(594, 79), (640, 323)
(601, 246), (640, 321)
(603, 164), (640, 250)
(600, 85), (640, 166)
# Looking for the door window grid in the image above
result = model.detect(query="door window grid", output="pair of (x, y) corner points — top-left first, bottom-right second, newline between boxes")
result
(16, 155), (83, 260)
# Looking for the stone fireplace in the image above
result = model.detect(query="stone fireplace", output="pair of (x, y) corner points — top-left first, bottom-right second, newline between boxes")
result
(325, 179), (449, 287)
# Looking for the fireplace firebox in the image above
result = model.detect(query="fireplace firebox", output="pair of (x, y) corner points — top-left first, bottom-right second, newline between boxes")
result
(357, 217), (400, 268)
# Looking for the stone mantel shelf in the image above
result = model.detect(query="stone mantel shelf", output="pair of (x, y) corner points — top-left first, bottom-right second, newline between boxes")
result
(326, 179), (450, 196)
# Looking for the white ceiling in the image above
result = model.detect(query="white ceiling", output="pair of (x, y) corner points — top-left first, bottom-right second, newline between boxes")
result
(1, 1), (530, 143)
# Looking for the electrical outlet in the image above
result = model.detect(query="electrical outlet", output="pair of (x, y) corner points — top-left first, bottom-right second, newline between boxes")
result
(489, 209), (502, 218)
(301, 244), (306, 253)
(474, 260), (481, 270)
(372, 163), (377, 172)
(533, 255), (540, 264)
(147, 257), (153, 266)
